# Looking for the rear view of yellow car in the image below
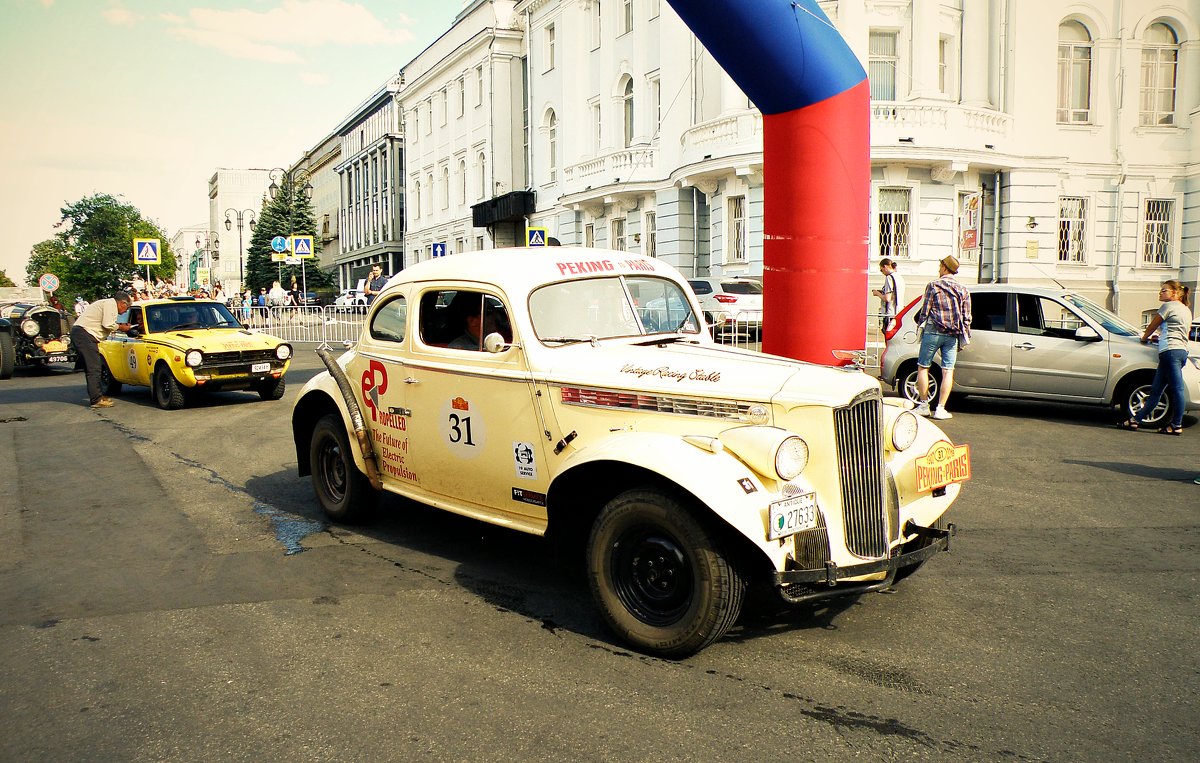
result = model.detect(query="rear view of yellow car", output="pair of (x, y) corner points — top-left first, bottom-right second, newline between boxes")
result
(98, 297), (292, 409)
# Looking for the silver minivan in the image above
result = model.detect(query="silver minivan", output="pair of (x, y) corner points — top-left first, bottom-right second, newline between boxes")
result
(880, 283), (1200, 425)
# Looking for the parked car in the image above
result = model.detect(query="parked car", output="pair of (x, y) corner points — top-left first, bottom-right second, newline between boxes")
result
(333, 289), (367, 309)
(881, 283), (1200, 425)
(0, 301), (78, 379)
(291, 247), (967, 657)
(98, 296), (292, 409)
(1190, 321), (1200, 343)
(686, 276), (763, 336)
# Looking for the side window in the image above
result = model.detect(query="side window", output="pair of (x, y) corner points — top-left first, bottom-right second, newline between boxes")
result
(128, 306), (144, 334)
(688, 280), (713, 295)
(1017, 294), (1082, 339)
(970, 292), (1007, 332)
(368, 295), (407, 343)
(418, 289), (511, 351)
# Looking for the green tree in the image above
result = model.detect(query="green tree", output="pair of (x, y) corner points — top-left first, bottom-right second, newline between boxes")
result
(25, 194), (178, 301)
(244, 174), (335, 296)
(0, 270), (16, 287)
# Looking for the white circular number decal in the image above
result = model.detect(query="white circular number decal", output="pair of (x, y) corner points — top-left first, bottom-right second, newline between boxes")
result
(440, 396), (485, 459)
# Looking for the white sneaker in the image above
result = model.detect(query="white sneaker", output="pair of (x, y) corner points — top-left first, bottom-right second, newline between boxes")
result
(913, 402), (931, 417)
(931, 408), (953, 420)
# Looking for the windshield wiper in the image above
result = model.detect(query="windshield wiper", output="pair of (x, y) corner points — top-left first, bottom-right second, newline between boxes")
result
(541, 335), (599, 346)
(165, 322), (203, 332)
(637, 335), (694, 346)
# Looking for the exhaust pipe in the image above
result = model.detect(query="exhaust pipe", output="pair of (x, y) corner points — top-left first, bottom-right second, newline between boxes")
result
(315, 347), (382, 491)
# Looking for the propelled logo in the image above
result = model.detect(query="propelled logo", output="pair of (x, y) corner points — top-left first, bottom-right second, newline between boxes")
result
(360, 360), (388, 422)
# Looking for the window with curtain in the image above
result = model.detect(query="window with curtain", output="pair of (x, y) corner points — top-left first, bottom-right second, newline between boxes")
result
(547, 111), (558, 183)
(728, 195), (747, 262)
(868, 31), (898, 101)
(877, 188), (910, 259)
(1142, 199), (1173, 266)
(1140, 23), (1178, 126)
(644, 211), (656, 257)
(612, 218), (626, 251)
(1057, 196), (1088, 263)
(1057, 21), (1092, 124)
(622, 78), (634, 147)
(585, 223), (595, 247)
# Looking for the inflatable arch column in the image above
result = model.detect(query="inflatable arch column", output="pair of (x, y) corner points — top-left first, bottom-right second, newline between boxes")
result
(666, 0), (869, 364)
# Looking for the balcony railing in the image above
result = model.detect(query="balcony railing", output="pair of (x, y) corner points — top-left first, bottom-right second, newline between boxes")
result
(680, 110), (763, 165)
(871, 102), (1012, 136)
(562, 146), (659, 185)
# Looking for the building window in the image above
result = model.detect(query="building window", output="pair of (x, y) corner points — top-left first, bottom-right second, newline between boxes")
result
(621, 0), (633, 35)
(456, 237), (466, 255)
(458, 158), (467, 205)
(585, 223), (595, 247)
(476, 236), (485, 250)
(457, 76), (466, 117)
(592, 1), (602, 50)
(475, 64), (484, 106)
(547, 110), (558, 183)
(1142, 199), (1174, 266)
(877, 188), (911, 259)
(648, 75), (661, 139)
(426, 173), (434, 216)
(644, 211), (656, 257)
(478, 152), (487, 199)
(621, 77), (634, 147)
(441, 165), (449, 209)
(1140, 23), (1178, 127)
(868, 31), (898, 101)
(425, 100), (433, 134)
(545, 23), (556, 71)
(590, 100), (602, 151)
(938, 37), (950, 95)
(612, 218), (626, 251)
(1057, 196), (1088, 263)
(727, 195), (747, 262)
(413, 179), (421, 219)
(439, 89), (447, 125)
(649, 0), (660, 19)
(1057, 21), (1092, 124)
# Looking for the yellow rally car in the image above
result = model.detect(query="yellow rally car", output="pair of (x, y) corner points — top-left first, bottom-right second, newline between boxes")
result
(291, 248), (970, 658)
(99, 297), (292, 409)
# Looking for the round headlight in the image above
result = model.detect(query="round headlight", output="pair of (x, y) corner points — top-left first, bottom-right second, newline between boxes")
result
(775, 436), (809, 481)
(34, 336), (46, 347)
(185, 350), (203, 367)
(21, 319), (39, 337)
(276, 344), (292, 360)
(891, 411), (919, 452)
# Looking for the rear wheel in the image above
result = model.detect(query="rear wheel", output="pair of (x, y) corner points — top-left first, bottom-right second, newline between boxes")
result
(100, 359), (122, 396)
(153, 365), (186, 409)
(256, 375), (286, 400)
(309, 414), (377, 522)
(0, 333), (14, 379)
(1119, 379), (1170, 426)
(587, 488), (745, 658)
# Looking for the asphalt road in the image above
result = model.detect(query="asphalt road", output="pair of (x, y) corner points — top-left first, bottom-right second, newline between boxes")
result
(1, 352), (1197, 762)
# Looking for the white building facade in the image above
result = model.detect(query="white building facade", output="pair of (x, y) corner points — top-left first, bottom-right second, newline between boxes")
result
(205, 168), (273, 296)
(383, 0), (1197, 324)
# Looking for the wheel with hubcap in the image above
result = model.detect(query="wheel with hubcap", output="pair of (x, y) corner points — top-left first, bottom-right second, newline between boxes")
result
(898, 363), (938, 405)
(1120, 381), (1170, 426)
(309, 414), (377, 523)
(587, 488), (745, 658)
(153, 364), (186, 409)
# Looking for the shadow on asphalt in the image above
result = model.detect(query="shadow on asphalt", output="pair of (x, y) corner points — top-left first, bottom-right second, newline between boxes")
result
(1062, 459), (1197, 482)
(929, 394), (1196, 430)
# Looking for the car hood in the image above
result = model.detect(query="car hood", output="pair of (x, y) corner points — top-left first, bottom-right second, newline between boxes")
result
(148, 328), (283, 352)
(537, 340), (878, 408)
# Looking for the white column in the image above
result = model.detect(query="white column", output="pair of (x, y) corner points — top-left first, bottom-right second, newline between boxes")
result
(961, 0), (991, 106)
(910, 0), (939, 99)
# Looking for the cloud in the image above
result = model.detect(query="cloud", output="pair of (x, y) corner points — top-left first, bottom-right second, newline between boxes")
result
(162, 0), (415, 64)
(102, 7), (142, 27)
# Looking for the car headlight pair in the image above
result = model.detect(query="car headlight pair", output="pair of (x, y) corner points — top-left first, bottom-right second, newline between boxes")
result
(276, 344), (292, 361)
(21, 319), (39, 337)
(717, 426), (809, 482)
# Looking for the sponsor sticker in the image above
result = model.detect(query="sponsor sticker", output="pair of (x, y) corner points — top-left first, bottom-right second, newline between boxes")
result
(915, 440), (972, 492)
(512, 487), (546, 507)
(513, 441), (538, 480)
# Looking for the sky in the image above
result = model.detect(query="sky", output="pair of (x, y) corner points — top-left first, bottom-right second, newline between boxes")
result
(0, 0), (461, 284)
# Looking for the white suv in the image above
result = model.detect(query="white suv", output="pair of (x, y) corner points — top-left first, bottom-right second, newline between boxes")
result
(687, 276), (763, 337)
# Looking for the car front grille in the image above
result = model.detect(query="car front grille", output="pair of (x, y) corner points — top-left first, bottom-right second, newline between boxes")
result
(32, 311), (69, 340)
(833, 390), (888, 558)
(202, 349), (277, 366)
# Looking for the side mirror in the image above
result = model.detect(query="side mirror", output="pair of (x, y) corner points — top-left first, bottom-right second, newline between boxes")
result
(1074, 326), (1101, 342)
(483, 332), (512, 353)
(126, 327), (141, 339)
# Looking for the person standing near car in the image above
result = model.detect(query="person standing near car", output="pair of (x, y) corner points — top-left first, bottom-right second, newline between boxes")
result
(364, 263), (388, 305)
(70, 291), (131, 409)
(914, 256), (972, 420)
(872, 258), (905, 332)
(1119, 280), (1192, 435)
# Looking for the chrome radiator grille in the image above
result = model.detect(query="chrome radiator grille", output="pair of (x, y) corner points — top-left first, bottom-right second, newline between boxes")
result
(833, 391), (887, 558)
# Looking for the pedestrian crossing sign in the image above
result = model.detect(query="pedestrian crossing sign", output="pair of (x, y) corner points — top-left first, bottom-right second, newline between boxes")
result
(290, 235), (315, 259)
(526, 227), (548, 247)
(133, 238), (161, 264)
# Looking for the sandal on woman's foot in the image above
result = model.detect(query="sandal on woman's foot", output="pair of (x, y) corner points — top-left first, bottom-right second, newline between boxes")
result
(1156, 425), (1182, 436)
(1116, 419), (1139, 431)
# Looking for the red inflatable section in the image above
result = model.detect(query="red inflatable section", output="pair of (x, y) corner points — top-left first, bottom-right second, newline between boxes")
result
(761, 80), (870, 365)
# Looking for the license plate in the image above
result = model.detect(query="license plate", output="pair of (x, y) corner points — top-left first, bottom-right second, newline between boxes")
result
(768, 492), (818, 540)
(251, 362), (270, 373)
(46, 355), (70, 363)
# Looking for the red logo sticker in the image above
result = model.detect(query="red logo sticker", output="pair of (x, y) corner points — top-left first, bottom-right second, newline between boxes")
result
(360, 360), (388, 421)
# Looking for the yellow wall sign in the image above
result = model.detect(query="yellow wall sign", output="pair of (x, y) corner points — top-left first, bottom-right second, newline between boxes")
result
(914, 440), (971, 493)
(133, 238), (161, 265)
(290, 235), (316, 259)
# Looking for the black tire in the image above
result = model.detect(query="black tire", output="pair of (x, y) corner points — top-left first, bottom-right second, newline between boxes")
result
(897, 361), (938, 405)
(100, 359), (122, 396)
(587, 488), (745, 658)
(0, 332), (14, 379)
(153, 364), (186, 410)
(257, 375), (286, 400)
(1119, 379), (1170, 426)
(309, 414), (377, 523)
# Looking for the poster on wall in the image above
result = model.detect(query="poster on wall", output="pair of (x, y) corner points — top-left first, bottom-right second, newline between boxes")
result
(959, 192), (983, 252)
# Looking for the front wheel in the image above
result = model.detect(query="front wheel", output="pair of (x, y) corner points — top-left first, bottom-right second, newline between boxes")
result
(1119, 380), (1170, 426)
(309, 414), (378, 523)
(256, 375), (286, 400)
(0, 332), (14, 379)
(100, 359), (122, 396)
(153, 365), (186, 409)
(587, 489), (745, 658)
(898, 363), (938, 405)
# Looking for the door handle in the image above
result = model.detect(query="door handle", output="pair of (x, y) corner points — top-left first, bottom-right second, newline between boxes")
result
(403, 377), (420, 384)
(1013, 342), (1036, 351)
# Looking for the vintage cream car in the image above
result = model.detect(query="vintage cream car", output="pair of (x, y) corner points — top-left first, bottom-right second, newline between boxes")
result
(291, 248), (969, 657)
(99, 297), (292, 409)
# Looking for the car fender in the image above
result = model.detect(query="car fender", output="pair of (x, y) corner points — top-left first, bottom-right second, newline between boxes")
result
(291, 369), (367, 477)
(555, 430), (798, 568)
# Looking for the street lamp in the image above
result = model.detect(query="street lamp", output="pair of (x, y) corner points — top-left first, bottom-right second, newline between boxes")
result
(193, 231), (220, 291)
(267, 167), (315, 290)
(224, 208), (256, 295)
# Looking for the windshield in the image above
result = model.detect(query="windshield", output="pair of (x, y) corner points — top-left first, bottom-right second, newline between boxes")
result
(529, 275), (701, 343)
(1062, 294), (1140, 337)
(146, 302), (242, 333)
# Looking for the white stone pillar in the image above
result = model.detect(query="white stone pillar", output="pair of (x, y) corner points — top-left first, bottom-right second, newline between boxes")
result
(910, 0), (939, 99)
(961, 0), (991, 106)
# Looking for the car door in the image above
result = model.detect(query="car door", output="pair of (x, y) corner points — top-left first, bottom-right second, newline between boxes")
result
(951, 291), (1013, 392)
(401, 286), (552, 522)
(104, 305), (151, 385)
(1008, 293), (1108, 400)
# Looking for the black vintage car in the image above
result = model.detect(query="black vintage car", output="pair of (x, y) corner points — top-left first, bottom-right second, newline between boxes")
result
(0, 302), (78, 378)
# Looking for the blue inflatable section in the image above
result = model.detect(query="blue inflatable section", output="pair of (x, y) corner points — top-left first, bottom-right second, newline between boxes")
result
(666, 0), (866, 114)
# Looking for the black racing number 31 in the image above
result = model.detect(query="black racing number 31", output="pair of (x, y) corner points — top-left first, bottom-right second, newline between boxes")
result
(448, 413), (476, 446)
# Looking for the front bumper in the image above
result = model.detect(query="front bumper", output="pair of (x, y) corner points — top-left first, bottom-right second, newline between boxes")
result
(773, 521), (954, 601)
(188, 360), (289, 388)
